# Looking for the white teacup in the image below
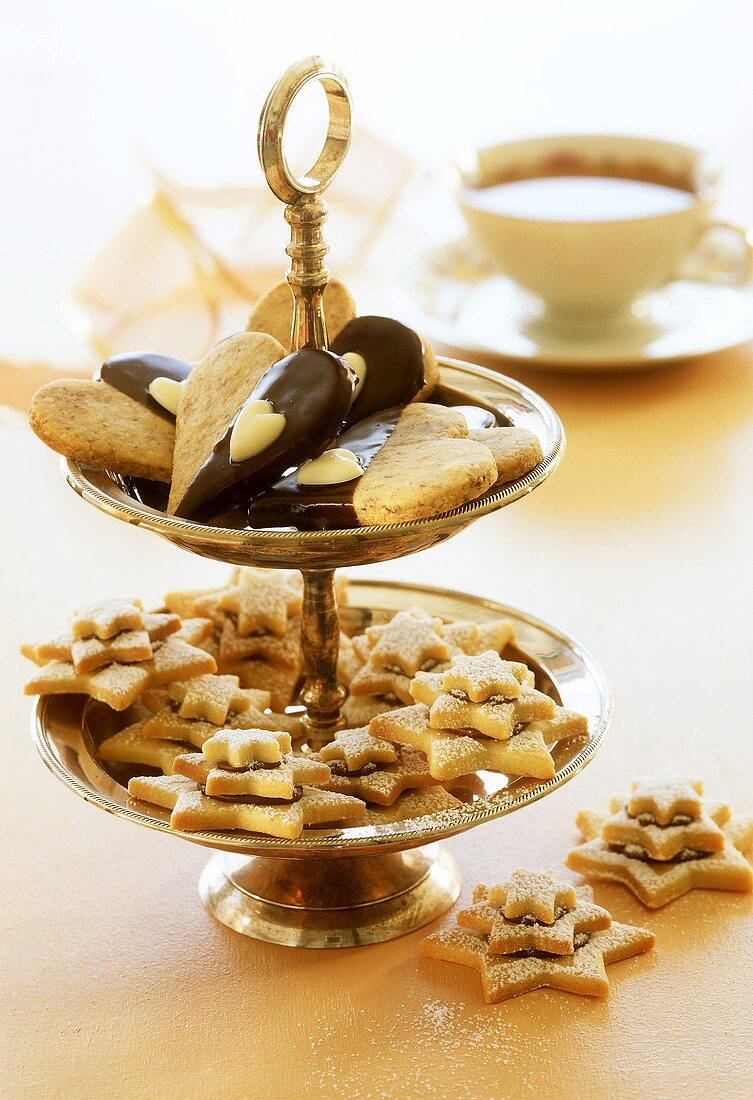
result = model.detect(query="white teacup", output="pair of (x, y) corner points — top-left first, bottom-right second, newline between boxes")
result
(456, 134), (752, 326)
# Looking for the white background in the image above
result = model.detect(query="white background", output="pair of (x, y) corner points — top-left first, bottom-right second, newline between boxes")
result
(3, 0), (753, 363)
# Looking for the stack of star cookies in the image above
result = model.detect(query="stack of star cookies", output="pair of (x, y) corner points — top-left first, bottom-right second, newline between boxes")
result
(567, 774), (753, 907)
(163, 567), (303, 711)
(22, 597), (215, 711)
(370, 650), (588, 781)
(97, 672), (299, 776)
(340, 607), (517, 729)
(314, 727), (463, 824)
(420, 868), (654, 1002)
(127, 727), (365, 839)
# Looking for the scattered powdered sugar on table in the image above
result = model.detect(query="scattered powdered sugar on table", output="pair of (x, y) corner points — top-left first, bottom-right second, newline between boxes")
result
(301, 995), (561, 1098)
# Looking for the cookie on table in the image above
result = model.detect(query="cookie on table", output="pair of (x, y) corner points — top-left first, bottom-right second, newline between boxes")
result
(566, 774), (753, 907)
(420, 869), (653, 1003)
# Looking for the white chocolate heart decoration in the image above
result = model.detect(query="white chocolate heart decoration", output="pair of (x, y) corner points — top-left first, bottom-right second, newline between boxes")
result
(297, 447), (363, 486)
(229, 399), (286, 463)
(343, 351), (367, 398)
(148, 376), (184, 416)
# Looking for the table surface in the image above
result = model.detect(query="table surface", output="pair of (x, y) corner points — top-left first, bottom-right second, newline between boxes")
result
(3, 343), (753, 1099)
(4, 3), (753, 1092)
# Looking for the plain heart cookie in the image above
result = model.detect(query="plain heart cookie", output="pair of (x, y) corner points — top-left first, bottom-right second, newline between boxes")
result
(249, 402), (497, 527)
(246, 278), (357, 351)
(29, 379), (177, 482)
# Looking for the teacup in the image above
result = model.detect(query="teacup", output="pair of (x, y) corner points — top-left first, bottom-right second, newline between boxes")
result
(456, 134), (752, 327)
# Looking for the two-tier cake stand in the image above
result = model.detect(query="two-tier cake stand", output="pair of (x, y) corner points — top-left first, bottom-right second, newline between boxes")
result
(33, 57), (612, 948)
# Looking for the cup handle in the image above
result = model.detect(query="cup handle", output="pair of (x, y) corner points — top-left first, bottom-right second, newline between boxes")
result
(674, 221), (753, 286)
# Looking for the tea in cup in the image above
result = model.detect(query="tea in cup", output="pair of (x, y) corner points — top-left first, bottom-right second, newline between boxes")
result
(456, 134), (751, 326)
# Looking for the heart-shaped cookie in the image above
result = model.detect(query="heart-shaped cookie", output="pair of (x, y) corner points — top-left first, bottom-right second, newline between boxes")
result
(171, 342), (358, 521)
(29, 378), (177, 482)
(168, 331), (285, 515)
(246, 278), (357, 351)
(99, 352), (191, 418)
(330, 316), (438, 427)
(249, 403), (495, 528)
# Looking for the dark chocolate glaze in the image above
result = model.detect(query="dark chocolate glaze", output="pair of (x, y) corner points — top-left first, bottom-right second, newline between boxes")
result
(99, 352), (192, 420)
(331, 316), (426, 428)
(175, 348), (358, 522)
(248, 406), (404, 530)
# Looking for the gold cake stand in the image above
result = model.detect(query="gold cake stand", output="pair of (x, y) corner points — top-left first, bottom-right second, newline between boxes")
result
(31, 57), (613, 947)
(34, 580), (612, 948)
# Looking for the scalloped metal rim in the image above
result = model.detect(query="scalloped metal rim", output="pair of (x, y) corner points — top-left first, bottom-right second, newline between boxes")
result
(32, 587), (612, 856)
(61, 357), (564, 544)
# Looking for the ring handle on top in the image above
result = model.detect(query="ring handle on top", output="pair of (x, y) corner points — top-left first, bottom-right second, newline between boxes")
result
(258, 57), (352, 352)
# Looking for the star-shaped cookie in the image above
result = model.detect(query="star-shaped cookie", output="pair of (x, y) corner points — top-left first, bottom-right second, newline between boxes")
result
(217, 613), (302, 670)
(599, 798), (729, 860)
(168, 673), (268, 725)
(127, 774), (365, 838)
(441, 651), (528, 703)
(217, 568), (302, 637)
(318, 727), (398, 771)
(99, 718), (189, 774)
(367, 608), (449, 677)
(420, 919), (654, 1002)
(566, 812), (753, 908)
(348, 662), (415, 705)
(411, 670), (558, 739)
(341, 694), (401, 729)
(627, 774), (703, 825)
(371, 703), (578, 781)
(458, 883), (612, 956)
(362, 786), (462, 825)
(21, 611), (181, 670)
(143, 698), (296, 749)
(173, 751), (330, 799)
(489, 868), (577, 924)
(71, 598), (144, 640)
(318, 745), (440, 806)
(201, 726), (293, 766)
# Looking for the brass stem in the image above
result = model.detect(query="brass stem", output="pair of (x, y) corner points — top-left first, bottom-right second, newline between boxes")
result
(299, 569), (347, 743)
(257, 57), (354, 739)
(285, 195), (330, 352)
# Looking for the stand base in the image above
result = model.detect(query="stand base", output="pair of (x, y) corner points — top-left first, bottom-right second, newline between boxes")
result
(198, 844), (461, 948)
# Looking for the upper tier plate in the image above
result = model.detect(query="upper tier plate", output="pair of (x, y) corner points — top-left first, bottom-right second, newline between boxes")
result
(62, 357), (564, 570)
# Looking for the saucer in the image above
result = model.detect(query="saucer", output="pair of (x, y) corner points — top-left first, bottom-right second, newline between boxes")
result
(396, 239), (753, 370)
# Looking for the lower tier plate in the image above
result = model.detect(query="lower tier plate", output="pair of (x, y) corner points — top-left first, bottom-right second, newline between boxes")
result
(33, 579), (612, 859)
